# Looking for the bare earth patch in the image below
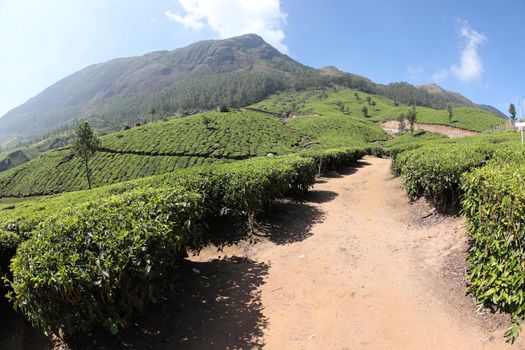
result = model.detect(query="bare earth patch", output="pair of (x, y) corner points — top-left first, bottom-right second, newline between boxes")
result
(381, 120), (480, 138)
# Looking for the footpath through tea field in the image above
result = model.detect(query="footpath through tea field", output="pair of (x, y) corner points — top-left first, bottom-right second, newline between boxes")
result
(192, 156), (522, 349)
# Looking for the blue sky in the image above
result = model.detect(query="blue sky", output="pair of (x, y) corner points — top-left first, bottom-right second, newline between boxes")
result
(0, 0), (523, 118)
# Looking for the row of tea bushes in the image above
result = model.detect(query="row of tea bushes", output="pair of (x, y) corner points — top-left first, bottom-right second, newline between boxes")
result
(395, 143), (496, 209)
(461, 163), (525, 341)
(390, 131), (525, 340)
(4, 148), (364, 336)
(392, 132), (520, 209)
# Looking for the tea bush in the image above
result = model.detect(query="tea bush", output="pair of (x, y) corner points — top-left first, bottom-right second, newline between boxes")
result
(6, 153), (323, 335)
(396, 143), (496, 208)
(462, 163), (525, 340)
(10, 186), (203, 335)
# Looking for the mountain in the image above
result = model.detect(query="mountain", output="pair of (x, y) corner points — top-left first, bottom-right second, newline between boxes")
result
(419, 83), (506, 117)
(0, 34), (316, 148)
(0, 34), (503, 149)
(418, 83), (475, 106)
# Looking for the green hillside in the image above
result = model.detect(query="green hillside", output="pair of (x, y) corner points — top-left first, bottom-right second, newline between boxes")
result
(289, 115), (386, 149)
(252, 88), (504, 132)
(0, 109), (386, 197)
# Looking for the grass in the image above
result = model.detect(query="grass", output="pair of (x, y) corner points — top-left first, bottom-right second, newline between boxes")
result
(251, 87), (505, 132)
(288, 114), (387, 149)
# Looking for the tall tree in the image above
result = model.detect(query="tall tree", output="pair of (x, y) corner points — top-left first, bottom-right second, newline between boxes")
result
(354, 92), (360, 100)
(361, 106), (369, 118)
(406, 106), (417, 135)
(73, 122), (100, 189)
(366, 96), (372, 105)
(397, 113), (406, 134)
(446, 103), (454, 124)
(509, 103), (517, 125)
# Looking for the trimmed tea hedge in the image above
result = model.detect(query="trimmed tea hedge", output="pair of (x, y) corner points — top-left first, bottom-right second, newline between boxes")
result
(396, 143), (496, 208)
(5, 153), (324, 336)
(462, 163), (525, 340)
(10, 186), (203, 335)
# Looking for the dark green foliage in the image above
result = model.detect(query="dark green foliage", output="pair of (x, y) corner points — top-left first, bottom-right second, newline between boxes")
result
(10, 186), (203, 335)
(396, 144), (495, 208)
(509, 103), (517, 123)
(302, 147), (365, 174)
(361, 106), (369, 118)
(447, 103), (453, 124)
(379, 82), (475, 110)
(392, 132), (521, 207)
(0, 151), (29, 172)
(462, 164), (525, 341)
(73, 122), (100, 189)
(397, 115), (406, 134)
(406, 106), (417, 135)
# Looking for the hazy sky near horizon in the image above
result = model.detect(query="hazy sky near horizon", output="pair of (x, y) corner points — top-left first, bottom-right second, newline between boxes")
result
(0, 0), (523, 118)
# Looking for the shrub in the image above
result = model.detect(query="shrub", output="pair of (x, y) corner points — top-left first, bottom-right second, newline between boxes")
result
(157, 155), (318, 231)
(10, 186), (203, 335)
(462, 163), (525, 340)
(396, 143), (495, 209)
(303, 147), (365, 174)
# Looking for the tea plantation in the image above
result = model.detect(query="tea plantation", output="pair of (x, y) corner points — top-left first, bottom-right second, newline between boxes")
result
(251, 88), (504, 132)
(0, 88), (517, 341)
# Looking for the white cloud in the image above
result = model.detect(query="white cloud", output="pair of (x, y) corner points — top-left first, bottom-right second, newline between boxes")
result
(165, 10), (204, 30)
(432, 69), (448, 83)
(432, 21), (486, 83)
(451, 22), (486, 81)
(407, 66), (423, 82)
(165, 0), (288, 53)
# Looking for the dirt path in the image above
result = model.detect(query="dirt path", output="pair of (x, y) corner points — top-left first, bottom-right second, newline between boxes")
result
(381, 120), (479, 137)
(194, 156), (520, 349)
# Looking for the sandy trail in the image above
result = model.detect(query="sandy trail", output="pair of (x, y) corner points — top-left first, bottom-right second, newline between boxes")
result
(196, 156), (519, 349)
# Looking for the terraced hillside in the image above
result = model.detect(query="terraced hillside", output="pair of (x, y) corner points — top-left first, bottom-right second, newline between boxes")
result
(0, 110), (386, 197)
(252, 88), (505, 132)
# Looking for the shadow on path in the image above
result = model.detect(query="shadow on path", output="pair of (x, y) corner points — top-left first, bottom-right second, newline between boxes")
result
(255, 198), (328, 245)
(64, 258), (268, 350)
(0, 300), (50, 350)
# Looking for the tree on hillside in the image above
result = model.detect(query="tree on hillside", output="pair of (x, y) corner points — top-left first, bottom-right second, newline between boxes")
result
(354, 92), (360, 101)
(370, 100), (377, 111)
(202, 115), (211, 129)
(446, 103), (454, 124)
(366, 96), (372, 105)
(361, 106), (369, 118)
(406, 106), (417, 135)
(397, 114), (406, 134)
(73, 122), (100, 189)
(509, 103), (517, 125)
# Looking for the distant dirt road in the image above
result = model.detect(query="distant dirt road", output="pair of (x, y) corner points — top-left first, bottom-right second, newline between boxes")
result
(195, 156), (520, 349)
(381, 120), (479, 137)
